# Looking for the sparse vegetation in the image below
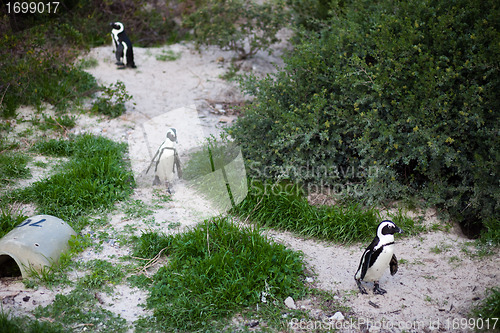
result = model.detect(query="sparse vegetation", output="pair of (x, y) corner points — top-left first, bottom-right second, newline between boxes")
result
(91, 81), (133, 118)
(0, 310), (64, 333)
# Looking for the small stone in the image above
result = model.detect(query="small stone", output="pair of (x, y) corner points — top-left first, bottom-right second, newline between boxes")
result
(329, 311), (344, 321)
(284, 296), (297, 309)
(306, 277), (314, 283)
(218, 116), (232, 123)
(22, 296), (30, 302)
(245, 320), (259, 328)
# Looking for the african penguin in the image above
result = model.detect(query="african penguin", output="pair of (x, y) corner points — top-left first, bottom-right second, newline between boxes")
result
(146, 128), (181, 193)
(110, 22), (136, 69)
(354, 220), (402, 295)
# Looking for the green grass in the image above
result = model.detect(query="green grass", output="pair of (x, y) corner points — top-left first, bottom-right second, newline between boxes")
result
(0, 311), (64, 333)
(155, 49), (181, 62)
(131, 216), (307, 332)
(232, 180), (426, 244)
(0, 151), (31, 186)
(471, 287), (500, 331)
(79, 259), (127, 292)
(34, 287), (129, 332)
(2, 134), (134, 233)
(0, 206), (28, 238)
(233, 180), (377, 243)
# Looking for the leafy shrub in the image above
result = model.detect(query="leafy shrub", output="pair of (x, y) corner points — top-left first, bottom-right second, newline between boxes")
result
(230, 0), (500, 235)
(185, 0), (289, 59)
(285, 0), (339, 31)
(91, 81), (133, 118)
(133, 216), (306, 331)
(0, 34), (99, 117)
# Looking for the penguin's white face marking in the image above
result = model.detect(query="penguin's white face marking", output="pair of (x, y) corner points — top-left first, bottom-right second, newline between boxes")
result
(375, 220), (402, 249)
(110, 22), (124, 45)
(111, 22), (124, 34)
(166, 128), (177, 143)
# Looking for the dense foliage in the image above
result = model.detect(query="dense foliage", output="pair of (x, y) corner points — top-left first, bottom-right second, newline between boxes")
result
(231, 0), (499, 236)
(185, 0), (288, 59)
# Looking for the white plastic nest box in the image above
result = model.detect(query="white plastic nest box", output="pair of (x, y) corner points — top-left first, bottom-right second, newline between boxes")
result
(0, 215), (76, 278)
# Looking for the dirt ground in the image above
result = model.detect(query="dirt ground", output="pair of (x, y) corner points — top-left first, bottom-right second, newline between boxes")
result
(1, 36), (498, 333)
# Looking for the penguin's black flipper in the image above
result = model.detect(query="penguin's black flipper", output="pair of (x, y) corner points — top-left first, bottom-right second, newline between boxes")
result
(360, 250), (372, 280)
(390, 254), (398, 276)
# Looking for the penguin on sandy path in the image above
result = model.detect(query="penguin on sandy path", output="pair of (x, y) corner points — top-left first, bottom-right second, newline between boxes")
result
(146, 128), (182, 193)
(355, 220), (402, 295)
(110, 22), (136, 69)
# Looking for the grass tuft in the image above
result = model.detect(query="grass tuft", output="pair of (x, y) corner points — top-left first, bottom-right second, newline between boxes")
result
(0, 206), (27, 238)
(34, 287), (129, 332)
(233, 180), (381, 243)
(471, 287), (500, 327)
(132, 216), (306, 331)
(0, 310), (64, 333)
(3, 134), (134, 232)
(0, 151), (31, 186)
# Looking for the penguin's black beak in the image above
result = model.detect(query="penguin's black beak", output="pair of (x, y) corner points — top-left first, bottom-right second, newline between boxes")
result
(397, 226), (403, 233)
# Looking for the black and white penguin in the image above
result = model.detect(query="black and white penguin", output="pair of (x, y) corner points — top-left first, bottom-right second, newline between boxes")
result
(110, 22), (136, 69)
(146, 128), (181, 192)
(354, 220), (402, 295)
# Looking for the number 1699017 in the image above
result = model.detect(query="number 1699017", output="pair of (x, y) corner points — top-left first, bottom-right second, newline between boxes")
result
(6, 2), (60, 14)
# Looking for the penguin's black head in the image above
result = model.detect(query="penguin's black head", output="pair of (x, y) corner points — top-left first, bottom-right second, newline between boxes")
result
(166, 128), (177, 143)
(378, 220), (403, 237)
(110, 22), (124, 32)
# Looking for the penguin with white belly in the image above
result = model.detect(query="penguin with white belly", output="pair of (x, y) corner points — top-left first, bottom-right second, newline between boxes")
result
(146, 128), (181, 193)
(355, 220), (402, 295)
(110, 22), (136, 69)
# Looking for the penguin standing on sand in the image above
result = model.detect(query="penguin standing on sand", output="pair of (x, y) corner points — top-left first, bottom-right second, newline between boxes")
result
(146, 128), (182, 193)
(355, 220), (402, 295)
(110, 22), (136, 69)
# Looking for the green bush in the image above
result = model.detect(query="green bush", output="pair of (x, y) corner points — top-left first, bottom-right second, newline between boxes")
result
(91, 81), (133, 118)
(185, 0), (289, 59)
(231, 0), (500, 235)
(0, 36), (99, 117)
